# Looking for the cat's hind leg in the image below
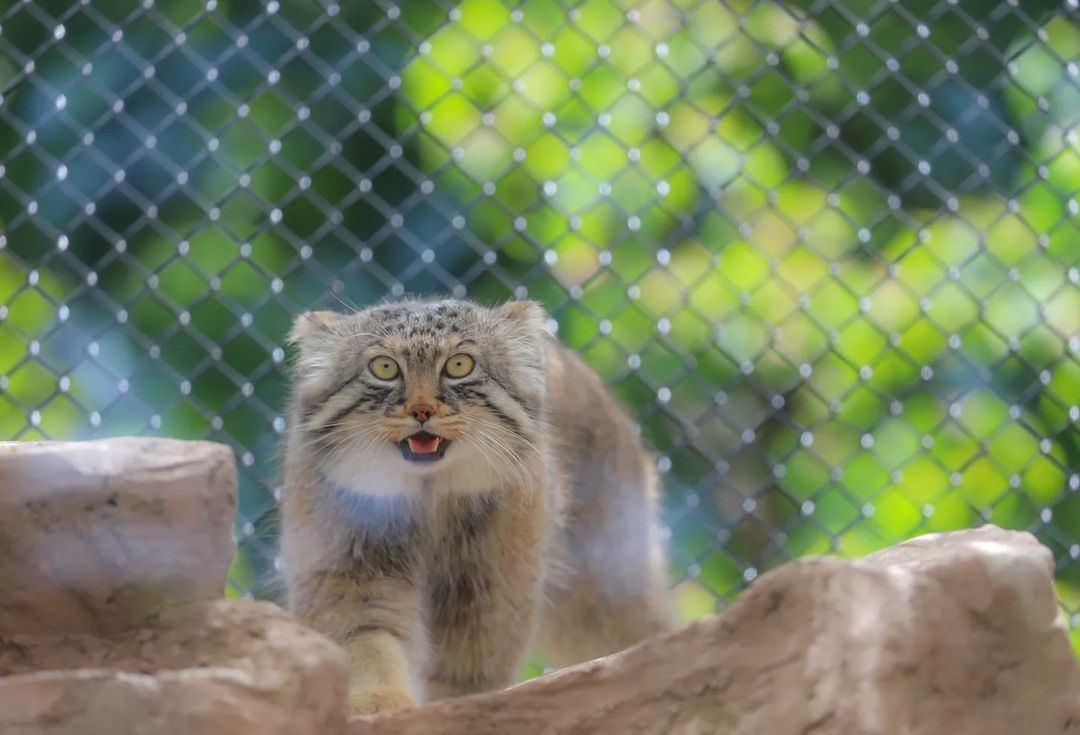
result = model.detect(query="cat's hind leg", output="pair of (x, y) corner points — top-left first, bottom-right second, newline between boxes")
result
(536, 496), (674, 668)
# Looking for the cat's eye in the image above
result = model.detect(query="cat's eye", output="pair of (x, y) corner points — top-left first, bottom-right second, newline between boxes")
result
(444, 353), (475, 379)
(369, 356), (400, 380)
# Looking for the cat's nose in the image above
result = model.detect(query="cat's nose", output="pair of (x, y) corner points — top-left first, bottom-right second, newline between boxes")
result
(407, 403), (435, 423)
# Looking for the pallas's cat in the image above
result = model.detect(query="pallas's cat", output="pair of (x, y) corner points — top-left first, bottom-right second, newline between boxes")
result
(280, 298), (672, 714)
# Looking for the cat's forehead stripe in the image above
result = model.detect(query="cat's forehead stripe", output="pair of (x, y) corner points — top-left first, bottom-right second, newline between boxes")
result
(373, 301), (470, 317)
(368, 301), (478, 340)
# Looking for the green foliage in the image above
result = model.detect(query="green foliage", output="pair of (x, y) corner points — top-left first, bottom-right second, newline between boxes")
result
(0, 0), (1076, 635)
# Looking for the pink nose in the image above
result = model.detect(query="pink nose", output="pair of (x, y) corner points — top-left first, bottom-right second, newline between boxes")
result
(408, 403), (434, 423)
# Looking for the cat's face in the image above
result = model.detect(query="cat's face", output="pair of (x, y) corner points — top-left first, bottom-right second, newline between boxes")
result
(287, 298), (549, 494)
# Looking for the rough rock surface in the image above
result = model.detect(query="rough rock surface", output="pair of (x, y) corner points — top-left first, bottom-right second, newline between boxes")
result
(0, 438), (237, 634)
(3, 437), (1075, 735)
(0, 599), (350, 735)
(349, 525), (1080, 735)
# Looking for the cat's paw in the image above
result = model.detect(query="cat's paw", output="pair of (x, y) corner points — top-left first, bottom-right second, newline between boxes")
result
(350, 687), (416, 716)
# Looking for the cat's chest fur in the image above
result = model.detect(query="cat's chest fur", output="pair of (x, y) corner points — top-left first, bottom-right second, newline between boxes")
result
(327, 455), (523, 498)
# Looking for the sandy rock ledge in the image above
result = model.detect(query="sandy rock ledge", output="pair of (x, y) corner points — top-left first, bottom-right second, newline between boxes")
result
(0, 438), (237, 634)
(3, 439), (1076, 734)
(0, 438), (350, 734)
(349, 525), (1080, 735)
(0, 600), (349, 735)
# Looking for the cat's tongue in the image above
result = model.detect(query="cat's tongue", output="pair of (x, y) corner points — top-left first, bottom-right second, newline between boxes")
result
(407, 431), (442, 455)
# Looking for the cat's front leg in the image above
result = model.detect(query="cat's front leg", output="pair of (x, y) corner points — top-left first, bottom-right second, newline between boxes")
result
(424, 492), (548, 700)
(289, 571), (426, 715)
(425, 570), (541, 701)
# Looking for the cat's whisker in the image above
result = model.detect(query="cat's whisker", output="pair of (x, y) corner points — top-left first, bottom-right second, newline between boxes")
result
(306, 425), (391, 464)
(464, 418), (530, 482)
(328, 290), (362, 314)
(470, 432), (526, 490)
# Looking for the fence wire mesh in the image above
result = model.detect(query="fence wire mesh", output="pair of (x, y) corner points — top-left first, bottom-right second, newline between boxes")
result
(1, 0), (1078, 642)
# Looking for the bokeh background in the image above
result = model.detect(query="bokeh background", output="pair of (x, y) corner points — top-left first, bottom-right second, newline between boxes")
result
(1, 0), (1078, 669)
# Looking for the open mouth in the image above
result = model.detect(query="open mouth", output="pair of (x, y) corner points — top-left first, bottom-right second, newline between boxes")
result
(397, 430), (450, 463)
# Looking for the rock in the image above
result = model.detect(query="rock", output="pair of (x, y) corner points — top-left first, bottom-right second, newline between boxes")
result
(0, 439), (348, 734)
(0, 438), (237, 635)
(348, 525), (1080, 735)
(0, 600), (349, 735)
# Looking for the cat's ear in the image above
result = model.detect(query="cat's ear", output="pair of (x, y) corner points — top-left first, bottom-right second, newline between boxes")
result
(287, 310), (342, 347)
(498, 299), (547, 333)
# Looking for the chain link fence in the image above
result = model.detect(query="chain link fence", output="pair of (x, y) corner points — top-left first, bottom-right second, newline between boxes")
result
(1, 0), (1078, 650)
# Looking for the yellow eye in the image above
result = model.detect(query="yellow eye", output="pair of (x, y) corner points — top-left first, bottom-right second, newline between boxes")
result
(444, 354), (475, 379)
(369, 356), (400, 380)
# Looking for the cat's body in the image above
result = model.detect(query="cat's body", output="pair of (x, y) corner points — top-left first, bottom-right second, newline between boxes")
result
(280, 298), (672, 714)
